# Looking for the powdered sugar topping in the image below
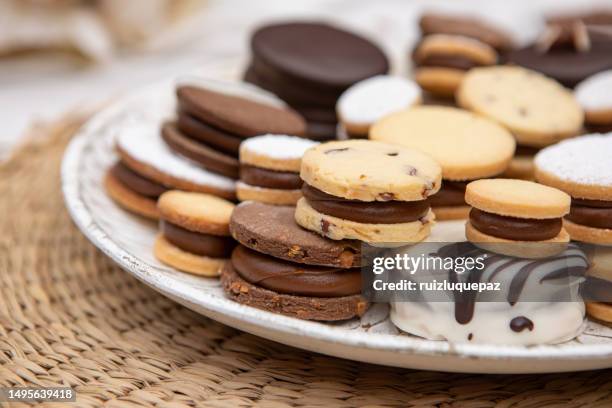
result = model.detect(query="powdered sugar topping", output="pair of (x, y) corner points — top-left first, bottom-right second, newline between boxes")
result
(337, 75), (421, 126)
(117, 122), (235, 191)
(575, 70), (612, 111)
(240, 134), (318, 161)
(535, 134), (612, 187)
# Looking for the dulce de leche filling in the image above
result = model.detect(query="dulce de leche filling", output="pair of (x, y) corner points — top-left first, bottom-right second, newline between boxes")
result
(566, 198), (612, 229)
(232, 245), (361, 297)
(469, 208), (563, 241)
(302, 183), (430, 224)
(161, 220), (235, 258)
(240, 164), (302, 190)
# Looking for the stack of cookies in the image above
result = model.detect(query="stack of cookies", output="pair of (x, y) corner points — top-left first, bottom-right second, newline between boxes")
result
(168, 79), (307, 181)
(222, 201), (366, 321)
(575, 70), (612, 133)
(295, 140), (442, 245)
(457, 66), (584, 180)
(106, 122), (236, 219)
(370, 106), (515, 220)
(237, 134), (318, 205)
(244, 21), (389, 140)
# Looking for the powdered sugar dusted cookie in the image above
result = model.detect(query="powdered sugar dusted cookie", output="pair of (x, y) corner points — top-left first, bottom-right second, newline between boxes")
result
(575, 70), (612, 128)
(240, 134), (318, 172)
(116, 122), (236, 199)
(336, 75), (421, 137)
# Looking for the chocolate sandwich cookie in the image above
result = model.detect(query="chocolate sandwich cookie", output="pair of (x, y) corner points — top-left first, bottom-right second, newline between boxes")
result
(465, 179), (571, 258)
(370, 106), (515, 220)
(115, 122), (236, 200)
(336, 75), (421, 138)
(176, 111), (242, 156)
(419, 12), (515, 51)
(457, 66), (584, 148)
(535, 134), (612, 245)
(154, 191), (235, 276)
(413, 34), (498, 97)
(221, 245), (367, 321)
(105, 161), (168, 220)
(295, 140), (441, 245)
(237, 134), (318, 205)
(575, 70), (612, 133)
(161, 122), (239, 179)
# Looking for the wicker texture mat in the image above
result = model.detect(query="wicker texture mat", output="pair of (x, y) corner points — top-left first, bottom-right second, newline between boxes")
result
(0, 117), (611, 407)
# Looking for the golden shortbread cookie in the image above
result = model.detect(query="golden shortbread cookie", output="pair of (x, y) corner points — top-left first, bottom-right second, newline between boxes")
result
(294, 197), (435, 244)
(457, 66), (584, 147)
(236, 182), (302, 206)
(104, 170), (159, 220)
(465, 179), (571, 219)
(239, 134), (318, 172)
(415, 67), (465, 97)
(502, 156), (535, 181)
(370, 106), (515, 180)
(586, 302), (612, 323)
(414, 34), (498, 66)
(157, 190), (234, 236)
(154, 235), (226, 277)
(465, 221), (570, 258)
(300, 140), (442, 202)
(563, 219), (612, 245)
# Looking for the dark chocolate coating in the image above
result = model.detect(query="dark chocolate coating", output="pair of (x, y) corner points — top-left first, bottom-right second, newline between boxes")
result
(161, 122), (239, 179)
(176, 111), (241, 156)
(567, 204), (612, 229)
(239, 164), (302, 190)
(230, 201), (362, 268)
(303, 184), (430, 224)
(429, 180), (468, 207)
(469, 208), (562, 241)
(111, 161), (167, 198)
(231, 245), (361, 297)
(251, 22), (389, 89)
(161, 221), (235, 258)
(572, 198), (612, 208)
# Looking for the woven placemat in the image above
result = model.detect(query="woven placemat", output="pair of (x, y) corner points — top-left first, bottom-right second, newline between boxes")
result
(1, 116), (611, 408)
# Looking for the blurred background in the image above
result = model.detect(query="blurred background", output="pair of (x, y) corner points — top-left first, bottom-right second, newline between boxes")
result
(1, 0), (610, 158)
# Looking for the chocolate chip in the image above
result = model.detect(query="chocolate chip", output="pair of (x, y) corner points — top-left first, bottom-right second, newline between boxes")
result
(387, 152), (398, 156)
(378, 192), (395, 201)
(405, 165), (418, 176)
(325, 147), (349, 154)
(321, 219), (331, 234)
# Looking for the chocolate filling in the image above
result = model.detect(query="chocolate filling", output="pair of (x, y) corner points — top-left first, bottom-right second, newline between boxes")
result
(567, 199), (612, 229)
(161, 220), (235, 258)
(240, 164), (303, 190)
(515, 145), (540, 157)
(302, 184), (430, 224)
(231, 245), (361, 297)
(415, 55), (482, 71)
(428, 180), (468, 207)
(111, 161), (167, 198)
(469, 208), (562, 241)
(176, 110), (241, 156)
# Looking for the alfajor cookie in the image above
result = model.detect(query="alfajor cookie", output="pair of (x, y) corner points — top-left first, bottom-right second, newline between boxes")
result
(457, 66), (584, 147)
(237, 134), (318, 205)
(535, 134), (612, 245)
(336, 75), (421, 138)
(465, 179), (571, 258)
(295, 140), (441, 244)
(413, 34), (498, 97)
(575, 70), (612, 133)
(370, 106), (515, 220)
(154, 191), (235, 276)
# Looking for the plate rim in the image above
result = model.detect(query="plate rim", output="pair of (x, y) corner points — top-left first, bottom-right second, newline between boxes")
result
(61, 78), (612, 365)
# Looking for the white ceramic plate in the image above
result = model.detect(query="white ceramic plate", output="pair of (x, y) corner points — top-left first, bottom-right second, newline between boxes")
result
(62, 76), (612, 374)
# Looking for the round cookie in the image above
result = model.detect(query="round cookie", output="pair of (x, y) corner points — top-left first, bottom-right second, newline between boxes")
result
(251, 22), (389, 90)
(176, 111), (241, 156)
(414, 34), (498, 67)
(240, 134), (318, 173)
(336, 75), (421, 136)
(230, 201), (361, 268)
(177, 84), (306, 138)
(236, 183), (302, 206)
(154, 191), (236, 276)
(300, 140), (442, 202)
(104, 168), (159, 220)
(414, 67), (465, 98)
(457, 66), (584, 147)
(370, 106), (515, 180)
(116, 122), (236, 199)
(161, 122), (239, 179)
(575, 70), (612, 126)
(295, 197), (435, 244)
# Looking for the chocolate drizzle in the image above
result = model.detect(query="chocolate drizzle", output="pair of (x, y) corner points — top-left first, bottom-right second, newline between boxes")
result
(510, 316), (534, 332)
